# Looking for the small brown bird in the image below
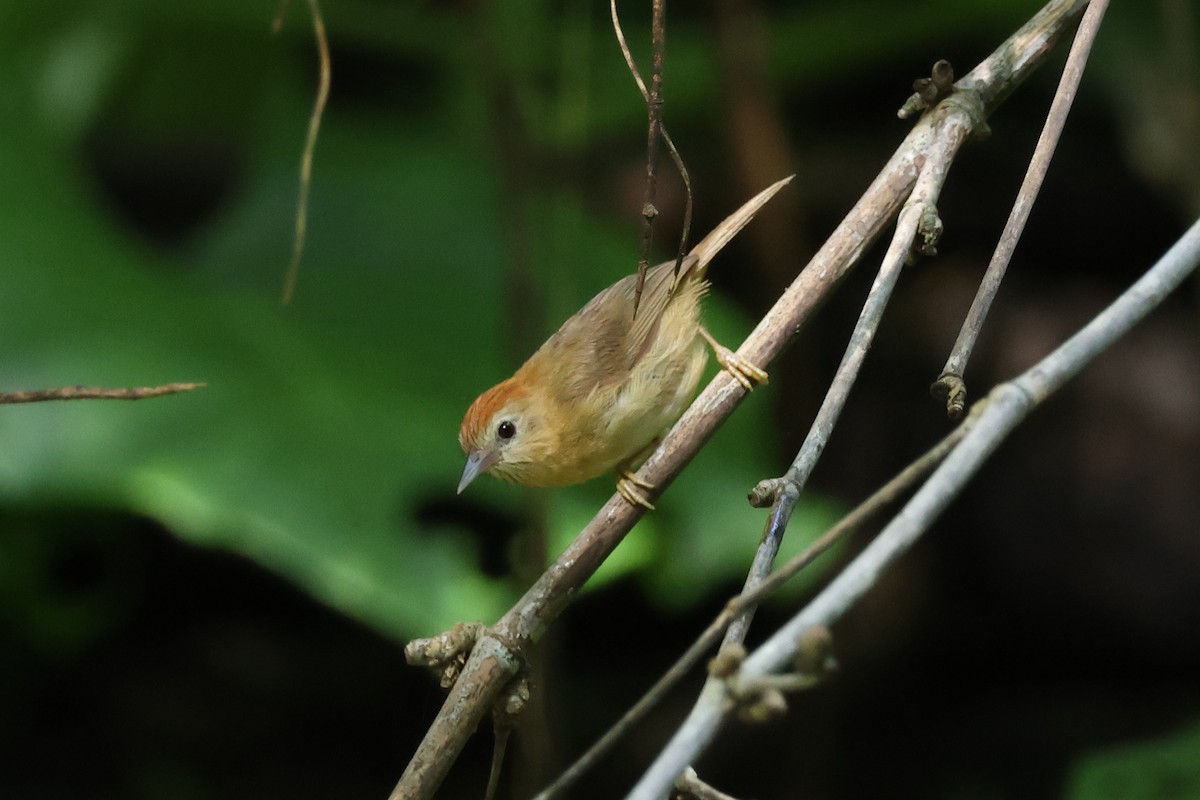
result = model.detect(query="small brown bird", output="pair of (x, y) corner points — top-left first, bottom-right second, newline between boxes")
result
(458, 176), (792, 508)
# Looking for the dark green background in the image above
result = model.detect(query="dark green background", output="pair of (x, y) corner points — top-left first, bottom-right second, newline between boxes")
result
(1, 1), (1198, 798)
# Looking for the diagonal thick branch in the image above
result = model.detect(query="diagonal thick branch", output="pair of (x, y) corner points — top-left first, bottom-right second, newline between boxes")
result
(388, 2), (1087, 798)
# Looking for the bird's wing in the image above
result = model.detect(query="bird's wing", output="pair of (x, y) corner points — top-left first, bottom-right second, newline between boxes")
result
(536, 175), (794, 402)
(618, 254), (699, 369)
(541, 258), (685, 403)
(621, 174), (795, 367)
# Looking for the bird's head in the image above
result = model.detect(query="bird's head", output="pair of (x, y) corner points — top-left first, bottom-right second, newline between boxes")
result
(457, 377), (558, 492)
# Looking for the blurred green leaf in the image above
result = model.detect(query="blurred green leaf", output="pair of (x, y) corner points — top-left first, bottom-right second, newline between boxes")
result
(0, 0), (843, 643)
(1066, 718), (1200, 800)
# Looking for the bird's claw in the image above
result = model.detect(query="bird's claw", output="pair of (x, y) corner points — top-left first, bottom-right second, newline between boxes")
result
(715, 346), (769, 391)
(616, 470), (656, 510)
(699, 326), (768, 391)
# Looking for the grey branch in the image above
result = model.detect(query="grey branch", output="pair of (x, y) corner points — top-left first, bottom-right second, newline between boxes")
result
(389, 2), (1088, 797)
(531, 420), (967, 800)
(728, 106), (973, 648)
(933, 0), (1111, 416)
(626, 216), (1200, 800)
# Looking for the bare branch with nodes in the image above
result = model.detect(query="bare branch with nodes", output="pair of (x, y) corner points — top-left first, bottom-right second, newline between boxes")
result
(388, 2), (1089, 797)
(611, 0), (695, 314)
(932, 0), (1111, 417)
(628, 210), (1200, 800)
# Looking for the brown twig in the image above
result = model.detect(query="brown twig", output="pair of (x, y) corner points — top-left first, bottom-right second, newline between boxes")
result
(278, 0), (331, 306)
(0, 383), (205, 404)
(389, 3), (1086, 797)
(615, 0), (661, 317)
(611, 0), (694, 311)
(664, 131), (694, 287)
(633, 0), (667, 318)
(931, 0), (1109, 417)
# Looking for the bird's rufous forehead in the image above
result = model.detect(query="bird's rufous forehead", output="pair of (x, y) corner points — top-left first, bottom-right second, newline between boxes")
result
(459, 378), (527, 448)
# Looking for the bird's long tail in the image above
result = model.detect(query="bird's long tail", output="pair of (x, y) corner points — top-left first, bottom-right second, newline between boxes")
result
(688, 175), (794, 271)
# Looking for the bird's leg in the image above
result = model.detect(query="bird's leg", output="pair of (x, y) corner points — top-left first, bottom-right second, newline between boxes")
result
(698, 326), (769, 391)
(615, 439), (661, 510)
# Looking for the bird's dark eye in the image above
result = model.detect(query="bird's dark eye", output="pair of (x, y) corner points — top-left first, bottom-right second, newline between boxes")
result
(497, 420), (517, 440)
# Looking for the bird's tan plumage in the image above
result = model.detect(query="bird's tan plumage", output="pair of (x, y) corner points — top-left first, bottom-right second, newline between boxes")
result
(458, 176), (792, 497)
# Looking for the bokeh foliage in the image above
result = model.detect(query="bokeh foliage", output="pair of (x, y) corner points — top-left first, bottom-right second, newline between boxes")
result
(0, 0), (842, 640)
(2, 2), (1199, 797)
(1066, 718), (1200, 800)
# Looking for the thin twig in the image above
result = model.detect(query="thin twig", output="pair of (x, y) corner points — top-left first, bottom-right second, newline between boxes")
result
(530, 421), (969, 800)
(664, 131), (694, 286)
(610, 0), (694, 306)
(631, 0), (667, 318)
(279, 0), (331, 306)
(724, 112), (973, 648)
(676, 768), (742, 800)
(932, 0), (1110, 417)
(390, 4), (1086, 797)
(0, 383), (206, 404)
(483, 728), (509, 800)
(609, 0), (666, 318)
(627, 215), (1200, 800)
